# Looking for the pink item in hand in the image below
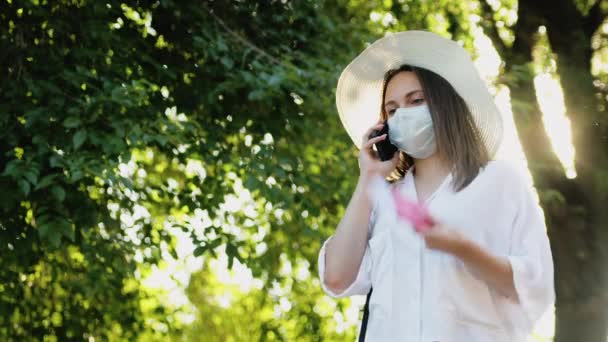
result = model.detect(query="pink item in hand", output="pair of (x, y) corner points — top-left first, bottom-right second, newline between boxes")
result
(390, 188), (435, 233)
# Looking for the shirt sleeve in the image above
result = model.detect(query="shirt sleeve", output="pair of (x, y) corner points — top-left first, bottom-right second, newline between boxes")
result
(317, 208), (375, 298)
(506, 168), (555, 332)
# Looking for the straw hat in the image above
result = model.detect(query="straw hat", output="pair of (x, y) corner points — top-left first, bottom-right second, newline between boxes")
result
(335, 30), (503, 156)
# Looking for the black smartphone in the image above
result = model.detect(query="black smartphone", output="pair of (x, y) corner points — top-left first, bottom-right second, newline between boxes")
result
(368, 122), (398, 161)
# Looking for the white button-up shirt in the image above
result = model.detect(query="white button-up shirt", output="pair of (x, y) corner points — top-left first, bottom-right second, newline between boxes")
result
(318, 161), (555, 341)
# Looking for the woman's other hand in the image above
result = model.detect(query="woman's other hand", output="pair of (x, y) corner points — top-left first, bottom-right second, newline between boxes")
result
(422, 223), (518, 299)
(421, 223), (465, 255)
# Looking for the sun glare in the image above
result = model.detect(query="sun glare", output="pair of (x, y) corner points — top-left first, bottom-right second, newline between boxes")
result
(534, 74), (577, 178)
(474, 28), (559, 341)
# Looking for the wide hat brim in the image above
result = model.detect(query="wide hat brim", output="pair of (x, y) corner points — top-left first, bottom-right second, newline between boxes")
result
(336, 30), (503, 157)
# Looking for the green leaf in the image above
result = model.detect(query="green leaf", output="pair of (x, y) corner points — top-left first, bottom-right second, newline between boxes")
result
(227, 254), (235, 269)
(244, 176), (259, 190)
(38, 222), (51, 239)
(2, 160), (21, 177)
(51, 185), (66, 202)
(63, 116), (81, 128)
(226, 243), (238, 269)
(49, 156), (63, 168)
(57, 218), (74, 242)
(48, 229), (62, 248)
(18, 179), (30, 195)
(193, 246), (206, 257)
(220, 57), (234, 69)
(37, 214), (52, 226)
(70, 169), (84, 182)
(173, 224), (190, 233)
(248, 90), (265, 101)
(169, 247), (178, 260)
(37, 220), (64, 248)
(73, 129), (87, 149)
(24, 170), (38, 185)
(268, 74), (283, 86)
(115, 176), (133, 191)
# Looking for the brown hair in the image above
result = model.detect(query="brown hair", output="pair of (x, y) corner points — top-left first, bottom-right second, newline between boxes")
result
(380, 64), (490, 191)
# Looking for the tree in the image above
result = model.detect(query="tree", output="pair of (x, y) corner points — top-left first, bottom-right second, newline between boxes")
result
(480, 0), (608, 341)
(0, 1), (190, 339)
(0, 0), (376, 339)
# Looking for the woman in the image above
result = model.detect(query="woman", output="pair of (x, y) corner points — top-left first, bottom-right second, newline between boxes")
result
(318, 31), (554, 341)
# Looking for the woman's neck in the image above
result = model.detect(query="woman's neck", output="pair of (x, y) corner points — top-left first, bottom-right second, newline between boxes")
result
(413, 154), (451, 185)
(411, 154), (451, 203)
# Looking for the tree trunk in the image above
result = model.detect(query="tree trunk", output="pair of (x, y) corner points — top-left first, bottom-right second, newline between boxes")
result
(483, 0), (608, 340)
(511, 1), (608, 341)
(543, 17), (608, 342)
(554, 308), (608, 342)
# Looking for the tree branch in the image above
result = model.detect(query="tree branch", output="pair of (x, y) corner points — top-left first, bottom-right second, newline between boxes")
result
(479, 0), (509, 59)
(202, 3), (283, 66)
(584, 0), (606, 38)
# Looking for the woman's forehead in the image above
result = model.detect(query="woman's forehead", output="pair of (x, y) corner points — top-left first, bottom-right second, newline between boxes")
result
(385, 72), (423, 102)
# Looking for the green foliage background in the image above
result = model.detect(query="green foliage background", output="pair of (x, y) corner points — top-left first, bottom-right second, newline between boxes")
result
(2, 0), (607, 341)
(1, 0), (378, 340)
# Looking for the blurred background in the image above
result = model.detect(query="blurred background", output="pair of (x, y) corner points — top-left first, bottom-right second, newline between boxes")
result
(1, 0), (608, 341)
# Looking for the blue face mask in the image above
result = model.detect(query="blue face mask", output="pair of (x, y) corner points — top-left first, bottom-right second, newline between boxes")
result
(387, 105), (437, 159)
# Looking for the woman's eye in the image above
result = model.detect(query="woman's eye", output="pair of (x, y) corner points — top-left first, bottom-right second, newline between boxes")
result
(388, 109), (396, 115)
(412, 98), (425, 104)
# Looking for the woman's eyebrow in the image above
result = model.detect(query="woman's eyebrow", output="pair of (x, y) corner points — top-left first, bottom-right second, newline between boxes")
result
(384, 100), (398, 108)
(384, 89), (424, 108)
(405, 89), (423, 98)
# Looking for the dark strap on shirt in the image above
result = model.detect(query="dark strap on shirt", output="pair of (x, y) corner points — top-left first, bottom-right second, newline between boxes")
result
(358, 288), (373, 342)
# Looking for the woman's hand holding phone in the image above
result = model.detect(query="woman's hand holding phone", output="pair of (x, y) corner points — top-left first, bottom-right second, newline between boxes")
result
(359, 121), (399, 180)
